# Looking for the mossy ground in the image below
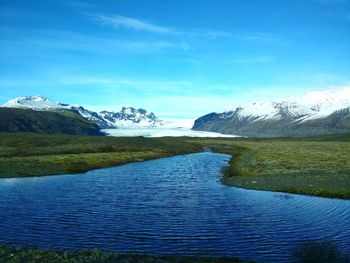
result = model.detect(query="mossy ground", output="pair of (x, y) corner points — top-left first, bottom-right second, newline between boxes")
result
(189, 134), (350, 199)
(0, 133), (202, 178)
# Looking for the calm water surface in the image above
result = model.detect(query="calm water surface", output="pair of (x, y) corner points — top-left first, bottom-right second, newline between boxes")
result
(0, 152), (349, 262)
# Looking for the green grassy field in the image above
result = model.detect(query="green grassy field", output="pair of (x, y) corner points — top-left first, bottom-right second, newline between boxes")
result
(0, 133), (201, 178)
(189, 134), (350, 199)
(0, 132), (349, 199)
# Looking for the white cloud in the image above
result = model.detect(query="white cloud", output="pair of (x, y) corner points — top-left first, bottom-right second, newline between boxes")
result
(87, 14), (283, 43)
(88, 13), (235, 39)
(185, 29), (233, 38)
(300, 84), (350, 104)
(91, 14), (172, 33)
(233, 32), (281, 44)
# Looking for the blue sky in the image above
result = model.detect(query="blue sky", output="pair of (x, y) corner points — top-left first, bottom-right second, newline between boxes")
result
(1, 0), (349, 118)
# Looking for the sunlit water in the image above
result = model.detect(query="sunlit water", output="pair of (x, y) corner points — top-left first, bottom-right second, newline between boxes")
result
(0, 152), (349, 262)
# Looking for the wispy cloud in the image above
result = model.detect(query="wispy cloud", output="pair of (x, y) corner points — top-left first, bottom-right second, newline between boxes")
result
(230, 56), (276, 64)
(233, 33), (281, 44)
(88, 13), (282, 43)
(58, 77), (193, 88)
(186, 29), (233, 38)
(88, 13), (234, 39)
(0, 28), (190, 58)
(91, 14), (172, 33)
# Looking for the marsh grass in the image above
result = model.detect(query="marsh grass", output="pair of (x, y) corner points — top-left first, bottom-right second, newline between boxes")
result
(188, 135), (350, 199)
(0, 133), (202, 178)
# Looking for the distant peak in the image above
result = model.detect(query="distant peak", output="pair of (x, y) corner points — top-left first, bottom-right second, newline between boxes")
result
(16, 95), (48, 101)
(29, 95), (47, 100)
(2, 95), (67, 109)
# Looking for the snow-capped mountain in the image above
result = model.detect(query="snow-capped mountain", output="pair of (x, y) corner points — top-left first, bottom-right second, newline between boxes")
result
(193, 93), (350, 137)
(99, 107), (160, 128)
(2, 96), (69, 109)
(219, 101), (316, 122)
(1, 96), (163, 129)
(71, 106), (114, 128)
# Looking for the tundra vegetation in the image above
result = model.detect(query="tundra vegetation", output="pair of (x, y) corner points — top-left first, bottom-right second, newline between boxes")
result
(0, 133), (202, 178)
(190, 133), (350, 199)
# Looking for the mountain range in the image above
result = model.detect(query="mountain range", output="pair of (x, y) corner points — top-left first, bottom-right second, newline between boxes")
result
(2, 96), (164, 129)
(193, 93), (350, 137)
(2, 91), (350, 138)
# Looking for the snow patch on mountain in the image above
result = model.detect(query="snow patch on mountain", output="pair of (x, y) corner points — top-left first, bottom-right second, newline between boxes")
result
(299, 86), (350, 121)
(217, 86), (350, 124)
(222, 101), (317, 122)
(99, 107), (161, 128)
(2, 96), (68, 109)
(193, 85), (350, 137)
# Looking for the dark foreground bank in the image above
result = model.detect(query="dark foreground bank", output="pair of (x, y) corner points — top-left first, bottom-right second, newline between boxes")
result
(1, 242), (349, 263)
(0, 244), (246, 263)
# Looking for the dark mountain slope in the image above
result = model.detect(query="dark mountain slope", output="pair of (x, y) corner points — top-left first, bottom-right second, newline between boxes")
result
(0, 108), (103, 135)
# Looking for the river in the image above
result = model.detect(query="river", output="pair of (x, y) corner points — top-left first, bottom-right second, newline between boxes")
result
(0, 152), (349, 262)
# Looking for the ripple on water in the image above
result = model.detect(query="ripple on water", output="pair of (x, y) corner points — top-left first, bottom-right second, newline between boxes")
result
(0, 152), (349, 262)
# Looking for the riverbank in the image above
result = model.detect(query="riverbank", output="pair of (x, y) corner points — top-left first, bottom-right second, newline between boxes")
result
(0, 244), (246, 263)
(1, 132), (349, 199)
(189, 134), (350, 199)
(0, 133), (201, 178)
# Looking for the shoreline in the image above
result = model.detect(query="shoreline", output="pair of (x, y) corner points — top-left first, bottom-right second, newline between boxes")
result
(221, 176), (350, 200)
(1, 133), (349, 199)
(189, 137), (350, 200)
(0, 151), (193, 179)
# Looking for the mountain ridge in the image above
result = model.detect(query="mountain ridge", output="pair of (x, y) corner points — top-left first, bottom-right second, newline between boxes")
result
(0, 107), (102, 135)
(193, 98), (350, 137)
(2, 96), (163, 129)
